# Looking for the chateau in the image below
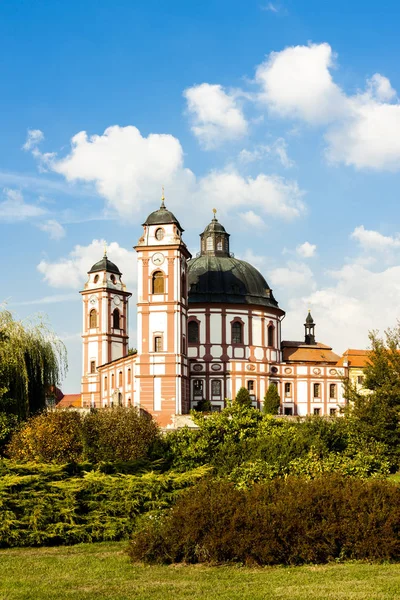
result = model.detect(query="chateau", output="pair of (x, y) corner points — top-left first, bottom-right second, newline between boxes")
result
(78, 197), (360, 427)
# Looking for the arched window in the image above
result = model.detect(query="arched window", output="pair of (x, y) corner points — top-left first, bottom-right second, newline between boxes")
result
(127, 368), (131, 384)
(111, 373), (115, 389)
(104, 376), (108, 391)
(268, 325), (274, 347)
(89, 309), (97, 328)
(188, 321), (199, 343)
(118, 371), (122, 387)
(232, 321), (243, 344)
(152, 271), (164, 294)
(112, 308), (120, 329)
(216, 237), (223, 251)
(212, 380), (221, 396)
(206, 236), (213, 251)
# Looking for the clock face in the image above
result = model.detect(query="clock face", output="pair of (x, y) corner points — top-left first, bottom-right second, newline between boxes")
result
(152, 252), (164, 266)
(113, 296), (121, 306)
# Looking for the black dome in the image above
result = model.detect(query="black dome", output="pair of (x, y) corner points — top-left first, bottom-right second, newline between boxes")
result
(187, 255), (283, 311)
(143, 205), (183, 230)
(88, 256), (121, 275)
(202, 218), (227, 234)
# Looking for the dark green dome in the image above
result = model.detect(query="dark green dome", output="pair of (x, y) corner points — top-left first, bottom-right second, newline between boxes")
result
(88, 256), (121, 275)
(187, 255), (282, 310)
(143, 204), (183, 230)
(203, 218), (227, 234)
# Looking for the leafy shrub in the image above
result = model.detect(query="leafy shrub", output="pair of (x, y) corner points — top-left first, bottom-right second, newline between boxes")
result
(0, 412), (19, 454)
(128, 476), (400, 565)
(7, 411), (83, 463)
(194, 399), (212, 412)
(0, 460), (210, 547)
(82, 407), (159, 462)
(235, 387), (252, 408)
(263, 383), (280, 415)
(7, 407), (160, 464)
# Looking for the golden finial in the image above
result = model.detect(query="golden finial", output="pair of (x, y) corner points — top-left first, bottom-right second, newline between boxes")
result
(212, 208), (217, 219)
(104, 241), (107, 257)
(161, 186), (165, 208)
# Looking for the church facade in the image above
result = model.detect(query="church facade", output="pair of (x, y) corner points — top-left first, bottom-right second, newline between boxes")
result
(80, 199), (347, 426)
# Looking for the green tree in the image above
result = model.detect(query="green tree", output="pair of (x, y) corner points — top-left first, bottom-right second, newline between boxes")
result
(0, 309), (67, 419)
(235, 387), (252, 408)
(344, 326), (400, 462)
(263, 383), (280, 415)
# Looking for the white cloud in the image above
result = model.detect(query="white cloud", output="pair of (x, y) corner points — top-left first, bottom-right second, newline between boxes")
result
(269, 261), (315, 291)
(198, 170), (305, 220)
(296, 241), (317, 258)
(30, 125), (306, 223)
(255, 43), (346, 124)
(37, 239), (137, 290)
(239, 137), (294, 168)
(183, 83), (248, 149)
(350, 225), (400, 250)
(22, 129), (44, 151)
(283, 261), (400, 353)
(239, 210), (265, 227)
(38, 219), (66, 240)
(10, 293), (78, 306)
(255, 42), (400, 171)
(0, 188), (46, 221)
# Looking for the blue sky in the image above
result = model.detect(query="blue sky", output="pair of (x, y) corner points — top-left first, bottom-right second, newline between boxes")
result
(2, 0), (400, 392)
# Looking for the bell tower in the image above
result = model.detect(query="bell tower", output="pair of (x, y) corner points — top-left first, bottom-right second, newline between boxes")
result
(304, 310), (316, 345)
(134, 193), (191, 425)
(80, 249), (132, 408)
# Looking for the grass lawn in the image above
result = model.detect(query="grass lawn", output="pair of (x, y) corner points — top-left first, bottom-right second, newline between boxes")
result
(1, 542), (400, 600)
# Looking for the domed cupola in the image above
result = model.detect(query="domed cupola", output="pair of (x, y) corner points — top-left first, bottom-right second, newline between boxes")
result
(84, 246), (127, 292)
(142, 193), (183, 231)
(200, 209), (230, 257)
(187, 212), (284, 313)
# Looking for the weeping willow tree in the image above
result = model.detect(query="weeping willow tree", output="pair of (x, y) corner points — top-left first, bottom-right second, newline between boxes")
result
(0, 309), (68, 419)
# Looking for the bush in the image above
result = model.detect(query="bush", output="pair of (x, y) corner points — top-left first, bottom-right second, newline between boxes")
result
(7, 407), (160, 464)
(0, 460), (210, 547)
(82, 407), (159, 462)
(235, 387), (252, 408)
(263, 383), (280, 415)
(7, 411), (83, 463)
(128, 476), (400, 565)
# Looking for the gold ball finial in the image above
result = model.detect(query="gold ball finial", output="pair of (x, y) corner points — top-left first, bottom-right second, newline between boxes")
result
(103, 241), (107, 257)
(161, 186), (165, 207)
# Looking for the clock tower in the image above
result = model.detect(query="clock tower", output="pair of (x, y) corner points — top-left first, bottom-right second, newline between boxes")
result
(134, 194), (191, 425)
(80, 250), (131, 408)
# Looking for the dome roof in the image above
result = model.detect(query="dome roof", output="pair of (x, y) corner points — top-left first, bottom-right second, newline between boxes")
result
(88, 256), (121, 275)
(202, 217), (227, 234)
(187, 255), (282, 311)
(143, 203), (183, 230)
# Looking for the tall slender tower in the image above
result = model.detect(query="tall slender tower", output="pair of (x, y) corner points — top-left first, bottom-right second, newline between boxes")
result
(134, 195), (191, 425)
(80, 251), (131, 408)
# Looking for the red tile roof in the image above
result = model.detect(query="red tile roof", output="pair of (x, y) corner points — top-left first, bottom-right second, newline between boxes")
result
(336, 349), (370, 368)
(282, 341), (340, 364)
(56, 394), (81, 408)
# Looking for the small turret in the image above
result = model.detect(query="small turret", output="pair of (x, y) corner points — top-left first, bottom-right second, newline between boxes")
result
(304, 310), (316, 345)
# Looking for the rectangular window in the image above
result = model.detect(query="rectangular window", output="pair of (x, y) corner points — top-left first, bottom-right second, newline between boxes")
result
(313, 383), (321, 398)
(330, 408), (337, 416)
(357, 375), (364, 385)
(329, 383), (336, 399)
(118, 371), (122, 387)
(284, 382), (291, 397)
(127, 369), (131, 384)
(90, 360), (96, 374)
(193, 379), (203, 396)
(211, 380), (221, 396)
(154, 336), (162, 352)
(313, 407), (321, 416)
(284, 407), (293, 416)
(247, 380), (254, 392)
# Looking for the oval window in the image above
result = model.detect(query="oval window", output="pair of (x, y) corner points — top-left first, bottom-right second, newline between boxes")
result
(110, 274), (116, 284)
(155, 228), (165, 241)
(94, 274), (99, 283)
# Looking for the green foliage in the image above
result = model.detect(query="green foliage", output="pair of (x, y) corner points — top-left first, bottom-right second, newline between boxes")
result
(235, 386), (252, 408)
(0, 460), (210, 548)
(263, 383), (280, 415)
(344, 327), (400, 461)
(82, 407), (159, 462)
(194, 398), (212, 412)
(128, 476), (400, 565)
(7, 407), (160, 464)
(0, 309), (67, 419)
(0, 412), (19, 454)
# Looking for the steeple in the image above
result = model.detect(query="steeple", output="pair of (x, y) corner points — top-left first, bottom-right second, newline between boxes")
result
(200, 209), (230, 257)
(304, 310), (316, 345)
